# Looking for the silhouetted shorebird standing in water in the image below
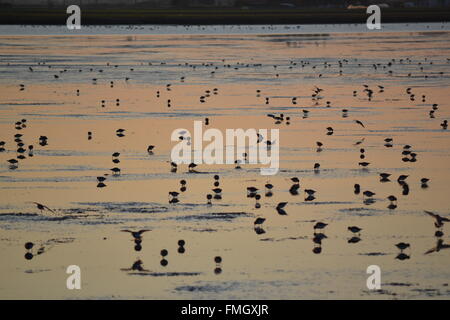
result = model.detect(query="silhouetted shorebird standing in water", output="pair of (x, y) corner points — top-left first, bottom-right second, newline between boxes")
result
(265, 183), (273, 197)
(363, 190), (375, 204)
(313, 232), (326, 248)
(363, 190), (375, 198)
(316, 141), (323, 152)
(384, 138), (393, 148)
(388, 195), (397, 209)
(116, 129), (125, 137)
(25, 242), (34, 250)
(304, 189), (316, 201)
(39, 136), (48, 146)
(312, 225), (326, 254)
(254, 194), (261, 208)
(110, 167), (121, 176)
(380, 173), (391, 182)
(348, 236), (361, 244)
(97, 181), (106, 188)
(402, 182), (410, 196)
(247, 186), (258, 197)
(180, 179), (187, 192)
(289, 177), (300, 195)
(276, 202), (288, 215)
(169, 191), (179, 203)
(188, 163), (198, 173)
(253, 217), (266, 234)
(8, 159), (19, 169)
(111, 152), (120, 163)
(326, 127), (334, 135)
(214, 256), (222, 274)
(96, 175), (107, 188)
(212, 187), (222, 200)
(358, 162), (370, 169)
(396, 253), (410, 260)
(254, 217), (266, 227)
(397, 175), (409, 185)
(206, 194), (212, 205)
(178, 240), (186, 254)
(314, 163), (320, 173)
(421, 178), (430, 188)
(359, 148), (365, 160)
(348, 226), (362, 236)
(396, 242), (410, 252)
(160, 249), (168, 266)
(312, 246), (322, 254)
(314, 222), (328, 231)
(213, 175), (220, 187)
(24, 241), (34, 260)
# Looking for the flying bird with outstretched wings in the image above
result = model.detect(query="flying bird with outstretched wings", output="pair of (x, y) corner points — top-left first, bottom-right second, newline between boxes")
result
(32, 202), (55, 214)
(121, 229), (151, 239)
(425, 211), (450, 228)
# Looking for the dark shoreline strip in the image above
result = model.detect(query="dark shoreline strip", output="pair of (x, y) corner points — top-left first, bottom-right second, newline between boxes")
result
(0, 7), (449, 25)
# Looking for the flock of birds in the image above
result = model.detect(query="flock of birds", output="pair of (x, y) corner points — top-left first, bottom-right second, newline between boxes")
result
(118, 230), (224, 274)
(1, 45), (449, 277)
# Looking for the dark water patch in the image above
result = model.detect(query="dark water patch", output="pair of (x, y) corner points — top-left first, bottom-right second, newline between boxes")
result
(410, 288), (443, 297)
(0, 102), (62, 106)
(24, 269), (51, 274)
(0, 185), (72, 190)
(270, 236), (308, 242)
(339, 207), (384, 216)
(0, 212), (38, 217)
(297, 201), (354, 206)
(174, 211), (251, 222)
(24, 110), (221, 120)
(76, 202), (169, 214)
(175, 282), (238, 293)
(80, 220), (122, 226)
(20, 113), (93, 119)
(363, 289), (397, 296)
(385, 282), (416, 287)
(44, 237), (75, 245)
(42, 216), (82, 222)
(190, 228), (218, 232)
(104, 111), (222, 119)
(129, 272), (202, 277)
(279, 168), (374, 180)
(0, 211), (100, 224)
(61, 208), (101, 214)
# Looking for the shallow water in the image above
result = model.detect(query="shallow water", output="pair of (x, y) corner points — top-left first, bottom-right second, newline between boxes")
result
(0, 24), (450, 299)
